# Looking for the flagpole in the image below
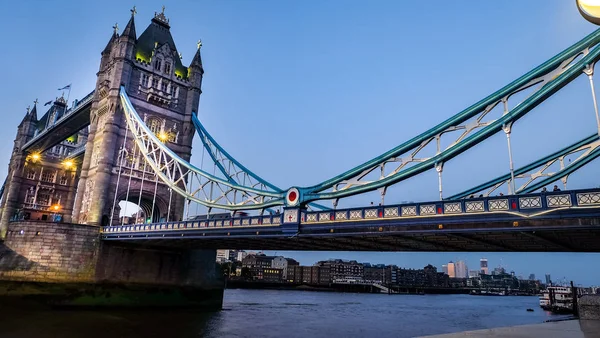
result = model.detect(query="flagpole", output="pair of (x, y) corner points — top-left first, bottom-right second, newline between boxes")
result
(66, 84), (72, 110)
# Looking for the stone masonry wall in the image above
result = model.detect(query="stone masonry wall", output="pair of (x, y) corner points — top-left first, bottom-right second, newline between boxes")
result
(0, 221), (100, 283)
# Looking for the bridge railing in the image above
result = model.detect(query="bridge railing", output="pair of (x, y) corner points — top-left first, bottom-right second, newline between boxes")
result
(303, 188), (600, 224)
(102, 213), (284, 234)
(101, 188), (600, 234)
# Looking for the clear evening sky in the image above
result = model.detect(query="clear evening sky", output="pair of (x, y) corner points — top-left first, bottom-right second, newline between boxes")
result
(1, 1), (599, 285)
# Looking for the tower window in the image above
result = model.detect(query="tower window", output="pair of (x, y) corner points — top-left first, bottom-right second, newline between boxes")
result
(161, 81), (168, 92)
(141, 74), (149, 87)
(170, 85), (177, 97)
(26, 170), (36, 180)
(152, 78), (159, 89)
(154, 59), (162, 71)
(59, 176), (68, 185)
(164, 62), (171, 74)
(41, 170), (56, 183)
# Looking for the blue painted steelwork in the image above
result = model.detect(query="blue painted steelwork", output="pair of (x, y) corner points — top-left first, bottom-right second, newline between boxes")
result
(448, 134), (600, 199)
(297, 29), (600, 204)
(101, 187), (600, 237)
(120, 87), (286, 210)
(191, 114), (330, 211)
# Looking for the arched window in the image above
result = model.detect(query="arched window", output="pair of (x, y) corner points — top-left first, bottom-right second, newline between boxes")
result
(148, 117), (163, 134)
(154, 58), (162, 71)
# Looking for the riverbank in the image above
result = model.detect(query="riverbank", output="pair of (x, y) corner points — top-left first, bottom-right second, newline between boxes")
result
(419, 319), (600, 338)
(225, 280), (529, 295)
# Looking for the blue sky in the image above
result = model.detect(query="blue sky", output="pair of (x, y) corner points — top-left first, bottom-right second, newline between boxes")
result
(1, 1), (599, 285)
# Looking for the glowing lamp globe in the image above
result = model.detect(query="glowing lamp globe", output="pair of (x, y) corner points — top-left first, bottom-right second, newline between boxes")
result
(577, 0), (600, 25)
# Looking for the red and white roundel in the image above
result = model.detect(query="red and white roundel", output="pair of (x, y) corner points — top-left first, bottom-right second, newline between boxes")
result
(286, 188), (300, 206)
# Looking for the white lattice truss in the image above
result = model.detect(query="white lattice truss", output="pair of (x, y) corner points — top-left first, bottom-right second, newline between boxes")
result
(119, 88), (284, 210)
(322, 49), (592, 202)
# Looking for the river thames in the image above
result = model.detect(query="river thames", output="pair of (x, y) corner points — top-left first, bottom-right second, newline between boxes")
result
(0, 289), (567, 337)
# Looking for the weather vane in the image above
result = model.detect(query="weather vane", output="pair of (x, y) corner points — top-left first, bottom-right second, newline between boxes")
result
(197, 40), (202, 50)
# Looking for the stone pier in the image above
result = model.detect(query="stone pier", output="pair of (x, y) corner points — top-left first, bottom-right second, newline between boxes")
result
(0, 221), (224, 308)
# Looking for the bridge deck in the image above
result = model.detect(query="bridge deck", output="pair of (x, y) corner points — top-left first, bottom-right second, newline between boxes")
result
(101, 188), (600, 251)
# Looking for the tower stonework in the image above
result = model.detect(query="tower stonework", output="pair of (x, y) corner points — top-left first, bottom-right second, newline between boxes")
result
(72, 10), (203, 226)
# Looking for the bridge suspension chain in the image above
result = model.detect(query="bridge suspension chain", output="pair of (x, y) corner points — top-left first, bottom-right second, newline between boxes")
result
(298, 28), (600, 205)
(119, 87), (285, 211)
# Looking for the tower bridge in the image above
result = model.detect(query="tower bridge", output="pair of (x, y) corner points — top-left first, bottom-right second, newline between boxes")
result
(0, 6), (600, 308)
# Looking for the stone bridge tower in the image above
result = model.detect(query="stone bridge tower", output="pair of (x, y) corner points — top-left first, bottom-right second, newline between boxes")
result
(73, 8), (203, 226)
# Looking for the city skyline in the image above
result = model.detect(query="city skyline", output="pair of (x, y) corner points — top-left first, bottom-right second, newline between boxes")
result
(1, 1), (599, 285)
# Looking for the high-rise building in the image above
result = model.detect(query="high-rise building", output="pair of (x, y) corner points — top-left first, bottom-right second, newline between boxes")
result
(468, 270), (480, 278)
(545, 274), (552, 285)
(216, 250), (230, 263)
(480, 258), (489, 275)
(447, 261), (456, 278)
(455, 260), (468, 278)
(442, 264), (448, 275)
(529, 274), (536, 281)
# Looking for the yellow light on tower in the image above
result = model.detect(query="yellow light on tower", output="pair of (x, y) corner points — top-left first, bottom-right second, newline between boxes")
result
(158, 131), (169, 142)
(53, 205), (60, 211)
(30, 153), (41, 161)
(63, 160), (74, 169)
(577, 0), (600, 25)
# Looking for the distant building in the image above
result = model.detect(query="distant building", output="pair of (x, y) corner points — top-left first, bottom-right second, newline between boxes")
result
(442, 264), (448, 275)
(480, 258), (488, 275)
(316, 259), (363, 281)
(216, 250), (230, 263)
(236, 251), (248, 262)
(455, 260), (468, 278)
(271, 256), (299, 280)
(447, 261), (456, 278)
(242, 254), (278, 280)
(468, 270), (480, 278)
(545, 274), (552, 285)
(529, 274), (536, 281)
(363, 264), (386, 283)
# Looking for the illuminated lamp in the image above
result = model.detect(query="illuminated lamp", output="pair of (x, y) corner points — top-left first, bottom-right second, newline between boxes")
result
(577, 0), (600, 25)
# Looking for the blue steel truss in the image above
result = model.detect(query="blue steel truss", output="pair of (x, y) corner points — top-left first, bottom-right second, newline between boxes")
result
(448, 134), (600, 199)
(296, 28), (600, 205)
(121, 28), (600, 212)
(192, 115), (329, 211)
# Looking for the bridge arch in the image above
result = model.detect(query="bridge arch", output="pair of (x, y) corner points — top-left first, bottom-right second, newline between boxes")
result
(115, 189), (169, 224)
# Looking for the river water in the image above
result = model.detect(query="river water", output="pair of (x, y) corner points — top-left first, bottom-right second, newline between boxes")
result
(0, 289), (567, 338)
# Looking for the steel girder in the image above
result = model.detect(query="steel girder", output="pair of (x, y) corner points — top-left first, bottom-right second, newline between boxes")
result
(448, 134), (600, 199)
(120, 87), (285, 210)
(192, 115), (329, 211)
(296, 28), (600, 205)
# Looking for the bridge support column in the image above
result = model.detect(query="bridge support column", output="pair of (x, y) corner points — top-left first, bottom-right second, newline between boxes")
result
(0, 221), (224, 309)
(0, 154), (27, 240)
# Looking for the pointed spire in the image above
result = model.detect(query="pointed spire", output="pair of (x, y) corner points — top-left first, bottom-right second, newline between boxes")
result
(190, 40), (203, 69)
(30, 99), (38, 121)
(122, 6), (137, 40)
(102, 26), (119, 55)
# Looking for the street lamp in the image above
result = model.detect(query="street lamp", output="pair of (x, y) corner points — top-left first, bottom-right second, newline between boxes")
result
(63, 160), (74, 169)
(30, 153), (41, 162)
(577, 0), (600, 25)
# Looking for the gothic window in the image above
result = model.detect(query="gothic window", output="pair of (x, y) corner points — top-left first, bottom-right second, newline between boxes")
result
(152, 78), (159, 89)
(149, 118), (161, 133)
(154, 58), (162, 71)
(26, 169), (36, 180)
(37, 192), (51, 206)
(59, 175), (68, 185)
(41, 170), (56, 183)
(164, 62), (171, 74)
(170, 85), (177, 97)
(168, 132), (176, 143)
(25, 187), (35, 204)
(161, 81), (168, 92)
(141, 74), (149, 87)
